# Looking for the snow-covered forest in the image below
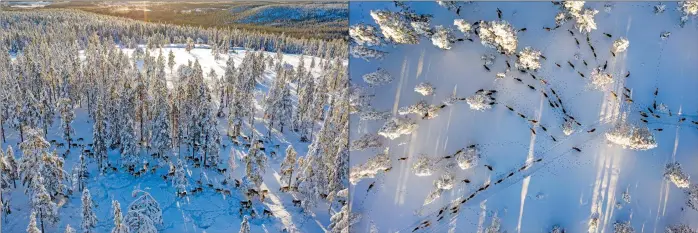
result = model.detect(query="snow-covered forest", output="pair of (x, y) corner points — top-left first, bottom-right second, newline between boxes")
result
(349, 1), (698, 233)
(0, 9), (348, 233)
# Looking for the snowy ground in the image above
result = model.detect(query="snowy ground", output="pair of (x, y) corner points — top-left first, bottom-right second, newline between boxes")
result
(350, 2), (698, 233)
(3, 46), (333, 233)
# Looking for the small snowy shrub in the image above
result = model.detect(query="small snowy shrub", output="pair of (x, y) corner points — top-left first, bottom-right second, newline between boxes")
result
(351, 45), (387, 61)
(466, 92), (494, 111)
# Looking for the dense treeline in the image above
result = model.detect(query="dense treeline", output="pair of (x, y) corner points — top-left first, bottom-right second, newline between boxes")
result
(0, 9), (349, 233)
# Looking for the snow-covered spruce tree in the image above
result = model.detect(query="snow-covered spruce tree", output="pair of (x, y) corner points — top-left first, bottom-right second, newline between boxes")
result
(328, 204), (361, 233)
(149, 65), (171, 164)
(243, 139), (267, 189)
(64, 225), (75, 233)
(466, 92), (494, 111)
(72, 153), (88, 192)
(27, 211), (41, 233)
(455, 147), (480, 170)
(431, 26), (455, 50)
(280, 145), (297, 187)
(19, 128), (50, 193)
(665, 224), (697, 233)
(119, 81), (140, 172)
(414, 82), (435, 96)
(81, 189), (98, 233)
(349, 148), (390, 185)
(359, 109), (391, 121)
(557, 2), (599, 34)
(688, 184), (698, 211)
(454, 19), (473, 37)
(350, 45), (387, 61)
(57, 97), (75, 147)
(478, 20), (518, 55)
(605, 123), (657, 150)
(226, 154), (238, 182)
(173, 159), (188, 197)
(239, 215), (250, 233)
(32, 181), (59, 233)
(589, 66), (614, 90)
(516, 47), (542, 71)
(614, 221), (635, 233)
(111, 200), (130, 233)
(92, 102), (108, 172)
(362, 68), (394, 86)
(612, 38), (630, 55)
(294, 70), (315, 137)
(412, 155), (435, 177)
(167, 50), (176, 74)
(350, 134), (384, 151)
(125, 189), (162, 232)
(41, 151), (67, 199)
(550, 225), (566, 233)
(679, 1), (698, 27)
(202, 99), (221, 167)
(378, 117), (418, 140)
(486, 214), (504, 233)
(664, 162), (690, 189)
(350, 24), (383, 46)
(3, 146), (18, 188)
(370, 10), (420, 44)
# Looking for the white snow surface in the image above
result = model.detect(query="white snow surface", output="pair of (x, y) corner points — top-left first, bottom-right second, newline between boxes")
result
(350, 2), (698, 233)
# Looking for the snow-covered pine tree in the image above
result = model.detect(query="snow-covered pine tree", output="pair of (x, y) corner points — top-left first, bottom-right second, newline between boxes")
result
(32, 181), (59, 233)
(150, 63), (172, 164)
(64, 225), (75, 233)
(125, 189), (163, 231)
(19, 128), (50, 193)
(239, 215), (250, 233)
(173, 159), (188, 197)
(328, 204), (360, 233)
(57, 97), (75, 148)
(280, 145), (297, 187)
(81, 189), (98, 233)
(40, 150), (67, 198)
(120, 81), (140, 172)
(111, 200), (129, 233)
(243, 139), (267, 189)
(5, 140), (19, 189)
(27, 211), (41, 233)
(167, 50), (176, 74)
(92, 101), (109, 172)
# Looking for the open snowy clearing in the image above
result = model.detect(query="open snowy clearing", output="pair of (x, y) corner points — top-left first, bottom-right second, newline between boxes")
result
(350, 2), (698, 233)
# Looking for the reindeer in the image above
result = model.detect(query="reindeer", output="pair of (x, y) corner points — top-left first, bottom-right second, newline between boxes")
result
(292, 199), (302, 207)
(263, 209), (274, 217)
